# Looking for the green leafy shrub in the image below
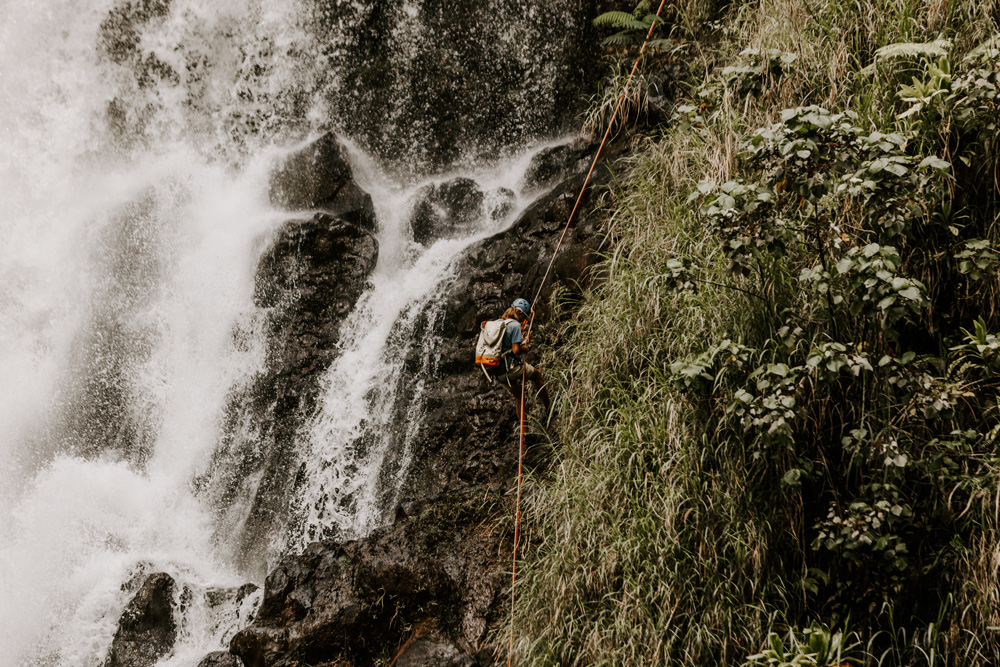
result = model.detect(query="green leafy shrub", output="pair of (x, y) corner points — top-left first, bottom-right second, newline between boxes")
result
(745, 624), (861, 666)
(594, 1), (671, 49)
(512, 2), (1000, 665)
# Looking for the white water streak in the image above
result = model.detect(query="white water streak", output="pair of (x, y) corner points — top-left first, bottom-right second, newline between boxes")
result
(292, 142), (561, 547)
(0, 0), (303, 663)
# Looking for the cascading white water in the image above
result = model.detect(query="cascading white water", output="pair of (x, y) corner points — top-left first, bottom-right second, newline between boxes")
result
(0, 0), (311, 662)
(0, 0), (588, 663)
(290, 145), (553, 548)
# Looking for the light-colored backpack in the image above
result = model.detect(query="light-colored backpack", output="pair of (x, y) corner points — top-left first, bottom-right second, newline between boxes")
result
(475, 318), (514, 379)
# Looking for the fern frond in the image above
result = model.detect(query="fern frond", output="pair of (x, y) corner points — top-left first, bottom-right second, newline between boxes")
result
(874, 39), (952, 61)
(620, 19), (655, 31)
(642, 13), (666, 24)
(603, 31), (643, 46)
(593, 11), (635, 27)
(965, 35), (1000, 61)
(647, 39), (674, 51)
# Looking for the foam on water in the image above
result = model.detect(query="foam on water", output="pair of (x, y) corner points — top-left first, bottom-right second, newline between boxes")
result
(0, 150), (282, 663)
(0, 457), (238, 665)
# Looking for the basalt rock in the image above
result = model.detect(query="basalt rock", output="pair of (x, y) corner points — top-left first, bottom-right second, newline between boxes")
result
(205, 582), (260, 610)
(98, 0), (178, 151)
(198, 131), (380, 577)
(397, 142), (621, 504)
(202, 211), (379, 577)
(225, 144), (624, 666)
(104, 572), (177, 667)
(409, 178), (485, 245)
(269, 133), (377, 231)
(390, 625), (476, 667)
(230, 488), (505, 667)
(197, 651), (243, 667)
(520, 139), (594, 192)
(198, 582), (261, 649)
(308, 0), (601, 172)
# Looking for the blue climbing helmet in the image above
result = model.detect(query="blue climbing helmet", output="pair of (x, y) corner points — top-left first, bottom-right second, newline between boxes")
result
(511, 298), (532, 318)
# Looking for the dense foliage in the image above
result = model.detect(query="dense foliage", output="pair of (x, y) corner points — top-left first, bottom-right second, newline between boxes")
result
(511, 0), (1000, 664)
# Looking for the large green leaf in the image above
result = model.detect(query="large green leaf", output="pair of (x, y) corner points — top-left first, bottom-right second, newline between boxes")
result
(603, 31), (643, 46)
(593, 10), (635, 27)
(874, 39), (952, 61)
(619, 19), (655, 31)
(965, 34), (1000, 61)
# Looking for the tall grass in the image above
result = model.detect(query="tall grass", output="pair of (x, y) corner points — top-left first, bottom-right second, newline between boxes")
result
(509, 0), (1000, 664)
(512, 124), (784, 667)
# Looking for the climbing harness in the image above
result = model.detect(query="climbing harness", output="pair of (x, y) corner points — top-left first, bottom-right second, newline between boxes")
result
(506, 2), (669, 664)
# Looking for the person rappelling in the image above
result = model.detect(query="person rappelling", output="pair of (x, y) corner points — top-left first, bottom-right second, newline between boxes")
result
(475, 297), (552, 421)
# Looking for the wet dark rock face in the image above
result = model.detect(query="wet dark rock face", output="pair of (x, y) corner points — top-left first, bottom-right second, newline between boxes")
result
(198, 651), (243, 667)
(215, 143), (621, 666)
(214, 213), (378, 575)
(230, 489), (506, 667)
(409, 179), (520, 246)
(410, 178), (485, 245)
(308, 0), (601, 171)
(94, 0), (605, 172)
(401, 145), (618, 506)
(392, 631), (478, 667)
(485, 188), (517, 222)
(269, 133), (377, 233)
(199, 136), (380, 577)
(520, 139), (593, 192)
(105, 572), (177, 667)
(58, 193), (165, 467)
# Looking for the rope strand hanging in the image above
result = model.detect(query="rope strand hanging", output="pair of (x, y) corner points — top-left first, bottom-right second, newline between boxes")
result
(505, 2), (669, 664)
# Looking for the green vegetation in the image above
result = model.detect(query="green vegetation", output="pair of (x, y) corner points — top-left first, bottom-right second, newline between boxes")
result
(512, 0), (1000, 664)
(593, 1), (670, 49)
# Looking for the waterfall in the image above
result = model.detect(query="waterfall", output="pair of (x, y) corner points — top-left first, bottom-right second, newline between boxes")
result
(290, 144), (552, 550)
(0, 0), (591, 664)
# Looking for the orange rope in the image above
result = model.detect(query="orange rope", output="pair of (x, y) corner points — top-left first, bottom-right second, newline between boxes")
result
(505, 2), (669, 664)
(505, 362), (528, 666)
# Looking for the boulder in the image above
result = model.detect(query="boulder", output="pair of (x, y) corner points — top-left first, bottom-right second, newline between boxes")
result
(104, 572), (177, 667)
(197, 651), (243, 667)
(269, 133), (349, 209)
(392, 629), (476, 667)
(410, 178), (486, 245)
(229, 487), (506, 667)
(269, 133), (377, 231)
(520, 140), (594, 192)
(253, 214), (379, 321)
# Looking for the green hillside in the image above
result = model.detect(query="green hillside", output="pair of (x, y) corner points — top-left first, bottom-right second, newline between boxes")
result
(512, 0), (1000, 664)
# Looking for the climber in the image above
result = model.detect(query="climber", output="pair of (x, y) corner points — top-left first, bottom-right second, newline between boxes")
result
(477, 297), (552, 422)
